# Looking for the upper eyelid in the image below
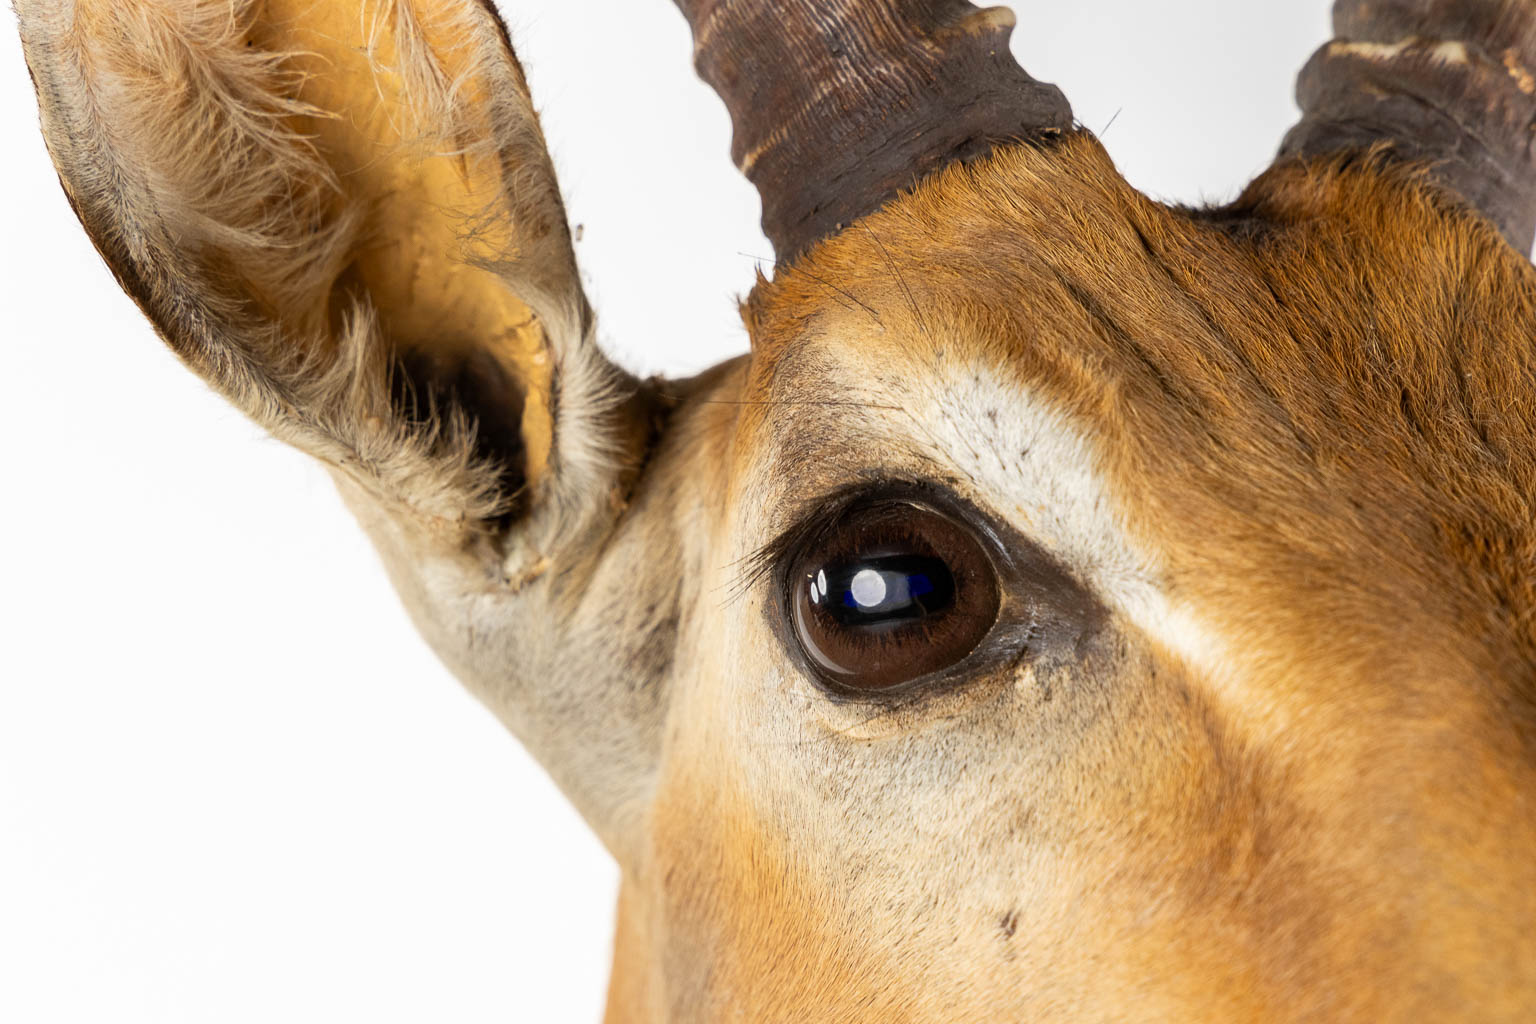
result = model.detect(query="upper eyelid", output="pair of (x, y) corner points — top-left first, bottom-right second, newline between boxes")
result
(728, 490), (856, 603)
(731, 479), (985, 602)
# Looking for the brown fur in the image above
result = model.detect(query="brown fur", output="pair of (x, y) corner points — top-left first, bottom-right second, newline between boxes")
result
(630, 134), (1536, 1020)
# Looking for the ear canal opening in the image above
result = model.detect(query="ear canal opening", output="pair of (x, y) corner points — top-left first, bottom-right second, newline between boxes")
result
(390, 344), (530, 524)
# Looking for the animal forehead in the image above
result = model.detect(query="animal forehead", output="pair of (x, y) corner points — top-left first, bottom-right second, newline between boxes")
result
(731, 146), (1536, 703)
(745, 133), (1536, 425)
(741, 138), (1536, 511)
(737, 161), (1285, 494)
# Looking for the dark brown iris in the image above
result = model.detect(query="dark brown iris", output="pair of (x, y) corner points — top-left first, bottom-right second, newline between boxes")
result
(787, 502), (1001, 693)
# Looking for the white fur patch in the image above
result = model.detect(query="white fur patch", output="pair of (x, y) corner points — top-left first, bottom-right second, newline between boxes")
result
(863, 359), (1254, 717)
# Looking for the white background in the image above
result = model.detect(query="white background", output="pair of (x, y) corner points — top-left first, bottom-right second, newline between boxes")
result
(1, 2), (1329, 1020)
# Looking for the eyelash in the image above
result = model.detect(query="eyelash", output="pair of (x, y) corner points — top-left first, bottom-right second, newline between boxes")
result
(730, 480), (932, 602)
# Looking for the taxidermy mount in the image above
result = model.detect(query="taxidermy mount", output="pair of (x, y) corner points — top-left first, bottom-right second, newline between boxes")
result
(14, 0), (1536, 1018)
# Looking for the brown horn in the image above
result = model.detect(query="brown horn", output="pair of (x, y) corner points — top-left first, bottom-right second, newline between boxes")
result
(673, 0), (1075, 262)
(1278, 0), (1536, 252)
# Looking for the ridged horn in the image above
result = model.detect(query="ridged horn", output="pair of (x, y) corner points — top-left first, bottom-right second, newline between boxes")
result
(1279, 0), (1536, 252)
(673, 0), (1075, 262)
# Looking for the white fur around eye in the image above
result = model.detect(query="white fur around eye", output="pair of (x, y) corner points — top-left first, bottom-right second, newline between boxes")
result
(858, 358), (1244, 713)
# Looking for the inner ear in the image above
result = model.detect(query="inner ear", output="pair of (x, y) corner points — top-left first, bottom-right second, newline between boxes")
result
(392, 345), (528, 517)
(247, 0), (555, 484)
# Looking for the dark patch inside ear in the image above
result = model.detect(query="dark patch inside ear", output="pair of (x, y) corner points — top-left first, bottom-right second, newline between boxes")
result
(393, 346), (528, 517)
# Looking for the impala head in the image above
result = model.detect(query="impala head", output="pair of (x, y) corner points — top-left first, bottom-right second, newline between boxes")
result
(18, 0), (1536, 1018)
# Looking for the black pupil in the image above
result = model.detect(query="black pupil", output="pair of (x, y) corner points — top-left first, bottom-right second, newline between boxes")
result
(806, 552), (957, 627)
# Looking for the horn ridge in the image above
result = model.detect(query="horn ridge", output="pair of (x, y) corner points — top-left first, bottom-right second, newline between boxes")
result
(675, 0), (1074, 262)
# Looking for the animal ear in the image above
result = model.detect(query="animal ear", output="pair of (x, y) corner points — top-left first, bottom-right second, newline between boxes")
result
(17, 0), (634, 550)
(1272, 0), (1536, 252)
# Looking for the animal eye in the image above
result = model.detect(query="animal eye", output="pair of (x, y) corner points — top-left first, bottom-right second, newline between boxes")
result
(786, 502), (1001, 693)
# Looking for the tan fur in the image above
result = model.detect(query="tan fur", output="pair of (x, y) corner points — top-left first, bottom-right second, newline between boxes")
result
(17, 0), (630, 544)
(18, 2), (1536, 1020)
(616, 135), (1535, 1020)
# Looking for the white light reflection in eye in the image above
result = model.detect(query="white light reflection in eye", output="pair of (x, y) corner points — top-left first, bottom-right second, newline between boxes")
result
(810, 568), (829, 605)
(849, 568), (888, 609)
